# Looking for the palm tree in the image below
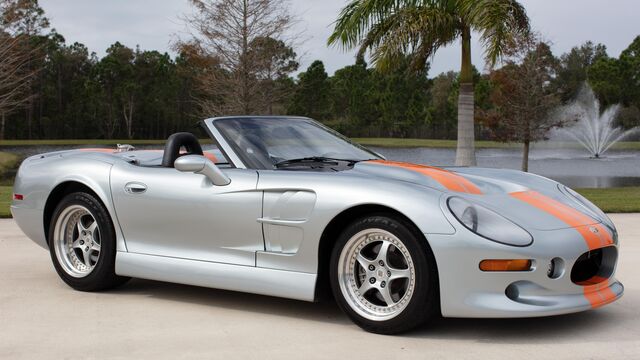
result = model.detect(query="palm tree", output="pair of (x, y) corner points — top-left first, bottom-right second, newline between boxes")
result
(329, 0), (530, 166)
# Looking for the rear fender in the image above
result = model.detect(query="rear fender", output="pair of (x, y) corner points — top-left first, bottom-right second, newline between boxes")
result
(12, 156), (127, 251)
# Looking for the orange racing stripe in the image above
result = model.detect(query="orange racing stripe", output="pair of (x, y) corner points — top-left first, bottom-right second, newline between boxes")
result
(78, 148), (115, 153)
(368, 160), (483, 194)
(509, 190), (612, 250)
(583, 281), (617, 308)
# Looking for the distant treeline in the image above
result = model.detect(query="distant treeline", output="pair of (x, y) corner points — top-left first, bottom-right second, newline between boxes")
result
(1, 1), (639, 141)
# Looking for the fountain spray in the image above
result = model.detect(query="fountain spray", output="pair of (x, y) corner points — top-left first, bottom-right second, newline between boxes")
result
(559, 85), (639, 158)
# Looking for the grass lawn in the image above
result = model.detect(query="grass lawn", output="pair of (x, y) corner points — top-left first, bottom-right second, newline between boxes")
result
(575, 187), (640, 213)
(0, 152), (19, 217)
(0, 186), (12, 218)
(1, 185), (637, 218)
(0, 151), (19, 173)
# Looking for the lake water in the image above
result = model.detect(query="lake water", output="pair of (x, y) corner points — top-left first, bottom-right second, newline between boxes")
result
(3, 144), (639, 188)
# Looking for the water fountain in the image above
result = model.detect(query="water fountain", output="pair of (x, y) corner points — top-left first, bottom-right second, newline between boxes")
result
(558, 85), (639, 158)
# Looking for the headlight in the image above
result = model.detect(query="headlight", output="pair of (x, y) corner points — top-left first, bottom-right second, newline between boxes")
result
(447, 197), (533, 247)
(558, 185), (614, 229)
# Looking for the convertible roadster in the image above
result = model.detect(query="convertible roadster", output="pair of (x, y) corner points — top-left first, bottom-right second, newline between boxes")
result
(11, 116), (622, 334)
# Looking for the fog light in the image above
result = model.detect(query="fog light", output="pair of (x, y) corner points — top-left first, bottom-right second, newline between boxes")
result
(480, 259), (532, 272)
(547, 257), (565, 279)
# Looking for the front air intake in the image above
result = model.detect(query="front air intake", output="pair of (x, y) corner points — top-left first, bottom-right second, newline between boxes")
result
(571, 246), (617, 285)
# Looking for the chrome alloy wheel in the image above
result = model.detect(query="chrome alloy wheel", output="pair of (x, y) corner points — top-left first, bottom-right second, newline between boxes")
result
(53, 205), (102, 278)
(338, 229), (416, 321)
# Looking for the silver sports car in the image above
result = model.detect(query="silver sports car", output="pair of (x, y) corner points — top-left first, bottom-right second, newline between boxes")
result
(11, 116), (623, 334)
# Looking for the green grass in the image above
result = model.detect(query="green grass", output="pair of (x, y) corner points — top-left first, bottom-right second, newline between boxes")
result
(0, 152), (18, 217)
(608, 142), (640, 150)
(575, 187), (640, 213)
(0, 151), (19, 172)
(0, 186), (12, 218)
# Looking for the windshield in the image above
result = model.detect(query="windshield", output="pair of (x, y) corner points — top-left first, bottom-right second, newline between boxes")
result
(213, 117), (380, 169)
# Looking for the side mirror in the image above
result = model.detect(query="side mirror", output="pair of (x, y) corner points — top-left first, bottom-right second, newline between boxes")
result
(174, 155), (231, 186)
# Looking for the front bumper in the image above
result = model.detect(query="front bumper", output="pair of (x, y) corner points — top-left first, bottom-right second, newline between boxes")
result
(426, 224), (623, 318)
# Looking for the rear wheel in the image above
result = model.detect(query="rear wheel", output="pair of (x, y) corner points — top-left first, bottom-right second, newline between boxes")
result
(49, 192), (129, 291)
(330, 215), (439, 334)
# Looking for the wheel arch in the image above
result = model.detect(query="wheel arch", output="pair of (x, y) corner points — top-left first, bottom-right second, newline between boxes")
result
(314, 204), (439, 301)
(43, 181), (110, 245)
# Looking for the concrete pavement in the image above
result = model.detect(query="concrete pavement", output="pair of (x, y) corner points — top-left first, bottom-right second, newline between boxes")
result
(1, 215), (639, 359)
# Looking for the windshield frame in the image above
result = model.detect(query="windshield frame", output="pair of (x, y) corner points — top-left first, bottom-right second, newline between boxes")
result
(202, 116), (382, 170)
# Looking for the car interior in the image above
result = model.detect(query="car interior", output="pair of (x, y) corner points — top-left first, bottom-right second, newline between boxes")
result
(235, 134), (274, 169)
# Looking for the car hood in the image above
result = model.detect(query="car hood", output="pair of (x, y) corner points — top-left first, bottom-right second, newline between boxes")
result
(351, 160), (601, 231)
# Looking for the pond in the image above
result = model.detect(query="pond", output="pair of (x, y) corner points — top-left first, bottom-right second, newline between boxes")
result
(3, 144), (639, 188)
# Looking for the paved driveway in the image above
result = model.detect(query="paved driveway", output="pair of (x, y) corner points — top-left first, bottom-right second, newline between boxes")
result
(1, 215), (638, 359)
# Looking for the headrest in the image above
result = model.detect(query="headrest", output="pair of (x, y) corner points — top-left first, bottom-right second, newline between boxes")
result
(161, 132), (204, 168)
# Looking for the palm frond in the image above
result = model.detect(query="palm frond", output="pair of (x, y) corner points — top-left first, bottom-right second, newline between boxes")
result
(372, 6), (459, 70)
(327, 0), (399, 49)
(330, 0), (460, 71)
(409, 28), (457, 71)
(462, 0), (530, 67)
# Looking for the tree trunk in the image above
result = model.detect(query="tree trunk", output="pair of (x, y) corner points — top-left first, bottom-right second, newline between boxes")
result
(522, 139), (530, 172)
(26, 105), (32, 139)
(241, 0), (250, 114)
(455, 26), (477, 166)
(123, 95), (134, 139)
(0, 112), (5, 140)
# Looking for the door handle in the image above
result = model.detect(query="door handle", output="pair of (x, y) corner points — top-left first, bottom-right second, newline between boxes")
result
(124, 182), (147, 194)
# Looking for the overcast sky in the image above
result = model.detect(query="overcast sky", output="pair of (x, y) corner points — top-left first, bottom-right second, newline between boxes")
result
(39, 0), (640, 77)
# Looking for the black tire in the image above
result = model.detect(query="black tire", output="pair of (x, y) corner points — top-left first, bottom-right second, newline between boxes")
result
(330, 214), (439, 334)
(48, 192), (130, 291)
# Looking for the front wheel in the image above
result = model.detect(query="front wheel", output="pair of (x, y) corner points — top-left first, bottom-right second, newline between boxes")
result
(330, 215), (439, 334)
(49, 192), (129, 291)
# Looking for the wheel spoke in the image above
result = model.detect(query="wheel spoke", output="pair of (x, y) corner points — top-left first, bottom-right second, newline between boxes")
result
(72, 238), (83, 249)
(76, 221), (86, 235)
(378, 286), (396, 306)
(356, 253), (370, 269)
(389, 267), (411, 281)
(358, 281), (373, 295)
(91, 242), (101, 252)
(375, 241), (390, 263)
(82, 249), (93, 268)
(87, 220), (98, 233)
